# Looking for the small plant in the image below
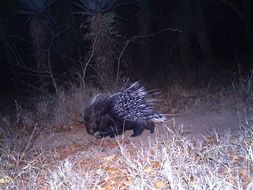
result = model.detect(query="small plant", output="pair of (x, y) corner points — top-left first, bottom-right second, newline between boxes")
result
(72, 0), (123, 87)
(17, 0), (48, 14)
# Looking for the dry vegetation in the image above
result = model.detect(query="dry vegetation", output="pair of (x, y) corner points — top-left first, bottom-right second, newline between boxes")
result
(0, 124), (252, 189)
(0, 73), (253, 190)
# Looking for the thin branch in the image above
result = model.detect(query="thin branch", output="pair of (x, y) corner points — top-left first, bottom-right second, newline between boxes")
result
(83, 35), (98, 80)
(117, 27), (181, 80)
(47, 33), (58, 94)
(47, 17), (75, 95)
(219, 0), (243, 20)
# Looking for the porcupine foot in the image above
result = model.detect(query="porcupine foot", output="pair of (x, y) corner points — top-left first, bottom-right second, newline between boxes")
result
(97, 124), (124, 138)
(129, 122), (144, 137)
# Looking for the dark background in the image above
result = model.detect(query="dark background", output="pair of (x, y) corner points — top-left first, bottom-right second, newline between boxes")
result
(0, 0), (252, 98)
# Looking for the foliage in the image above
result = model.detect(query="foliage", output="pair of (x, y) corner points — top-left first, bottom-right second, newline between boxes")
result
(79, 0), (116, 13)
(82, 12), (120, 40)
(17, 0), (47, 13)
(17, 0), (56, 15)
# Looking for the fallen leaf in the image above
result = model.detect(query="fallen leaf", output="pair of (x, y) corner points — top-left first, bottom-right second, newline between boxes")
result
(194, 154), (202, 162)
(104, 154), (116, 162)
(155, 180), (166, 188)
(0, 175), (13, 184)
(231, 154), (239, 163)
(103, 182), (114, 190)
(240, 168), (248, 177)
(144, 166), (153, 174)
(206, 136), (216, 145)
(190, 175), (194, 182)
(106, 167), (119, 175)
(151, 161), (161, 169)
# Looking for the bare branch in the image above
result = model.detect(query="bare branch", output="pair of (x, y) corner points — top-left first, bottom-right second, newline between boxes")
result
(83, 35), (98, 79)
(219, 0), (244, 20)
(46, 17), (75, 95)
(117, 27), (181, 80)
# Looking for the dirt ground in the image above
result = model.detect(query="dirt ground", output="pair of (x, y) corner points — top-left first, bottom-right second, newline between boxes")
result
(34, 103), (243, 151)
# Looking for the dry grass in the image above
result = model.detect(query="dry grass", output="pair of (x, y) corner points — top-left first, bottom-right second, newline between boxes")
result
(0, 85), (98, 138)
(0, 122), (252, 190)
(32, 86), (92, 129)
(1, 71), (253, 189)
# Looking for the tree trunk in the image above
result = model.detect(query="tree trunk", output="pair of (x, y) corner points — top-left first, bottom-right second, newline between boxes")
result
(179, 0), (193, 67)
(193, 0), (214, 67)
(137, 4), (151, 75)
(242, 0), (253, 56)
(29, 16), (52, 91)
(90, 13), (116, 88)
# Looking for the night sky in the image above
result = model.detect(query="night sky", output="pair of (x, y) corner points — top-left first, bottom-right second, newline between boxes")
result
(0, 0), (252, 98)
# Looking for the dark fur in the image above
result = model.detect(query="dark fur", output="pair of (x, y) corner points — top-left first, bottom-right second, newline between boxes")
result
(83, 100), (155, 138)
(83, 82), (164, 138)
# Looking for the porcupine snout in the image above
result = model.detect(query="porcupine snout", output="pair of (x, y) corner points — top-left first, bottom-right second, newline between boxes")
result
(83, 104), (103, 136)
(83, 111), (95, 135)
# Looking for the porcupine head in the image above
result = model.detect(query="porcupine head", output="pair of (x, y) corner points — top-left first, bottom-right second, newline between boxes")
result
(83, 94), (113, 136)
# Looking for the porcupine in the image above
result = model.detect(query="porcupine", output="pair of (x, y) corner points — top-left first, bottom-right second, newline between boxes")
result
(83, 81), (166, 138)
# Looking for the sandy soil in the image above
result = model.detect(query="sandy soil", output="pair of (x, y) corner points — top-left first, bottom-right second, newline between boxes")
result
(34, 105), (242, 150)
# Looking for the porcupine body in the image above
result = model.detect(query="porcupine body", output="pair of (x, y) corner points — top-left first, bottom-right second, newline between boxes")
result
(83, 82), (165, 138)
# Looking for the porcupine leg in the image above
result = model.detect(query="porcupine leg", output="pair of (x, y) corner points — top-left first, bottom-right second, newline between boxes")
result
(97, 126), (119, 138)
(97, 131), (110, 138)
(130, 122), (145, 137)
(101, 117), (124, 138)
(106, 125), (123, 138)
(108, 119), (124, 138)
(130, 121), (154, 137)
(144, 121), (155, 133)
(109, 128), (124, 138)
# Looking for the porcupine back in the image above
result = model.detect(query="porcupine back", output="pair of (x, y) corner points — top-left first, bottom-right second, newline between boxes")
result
(110, 81), (165, 123)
